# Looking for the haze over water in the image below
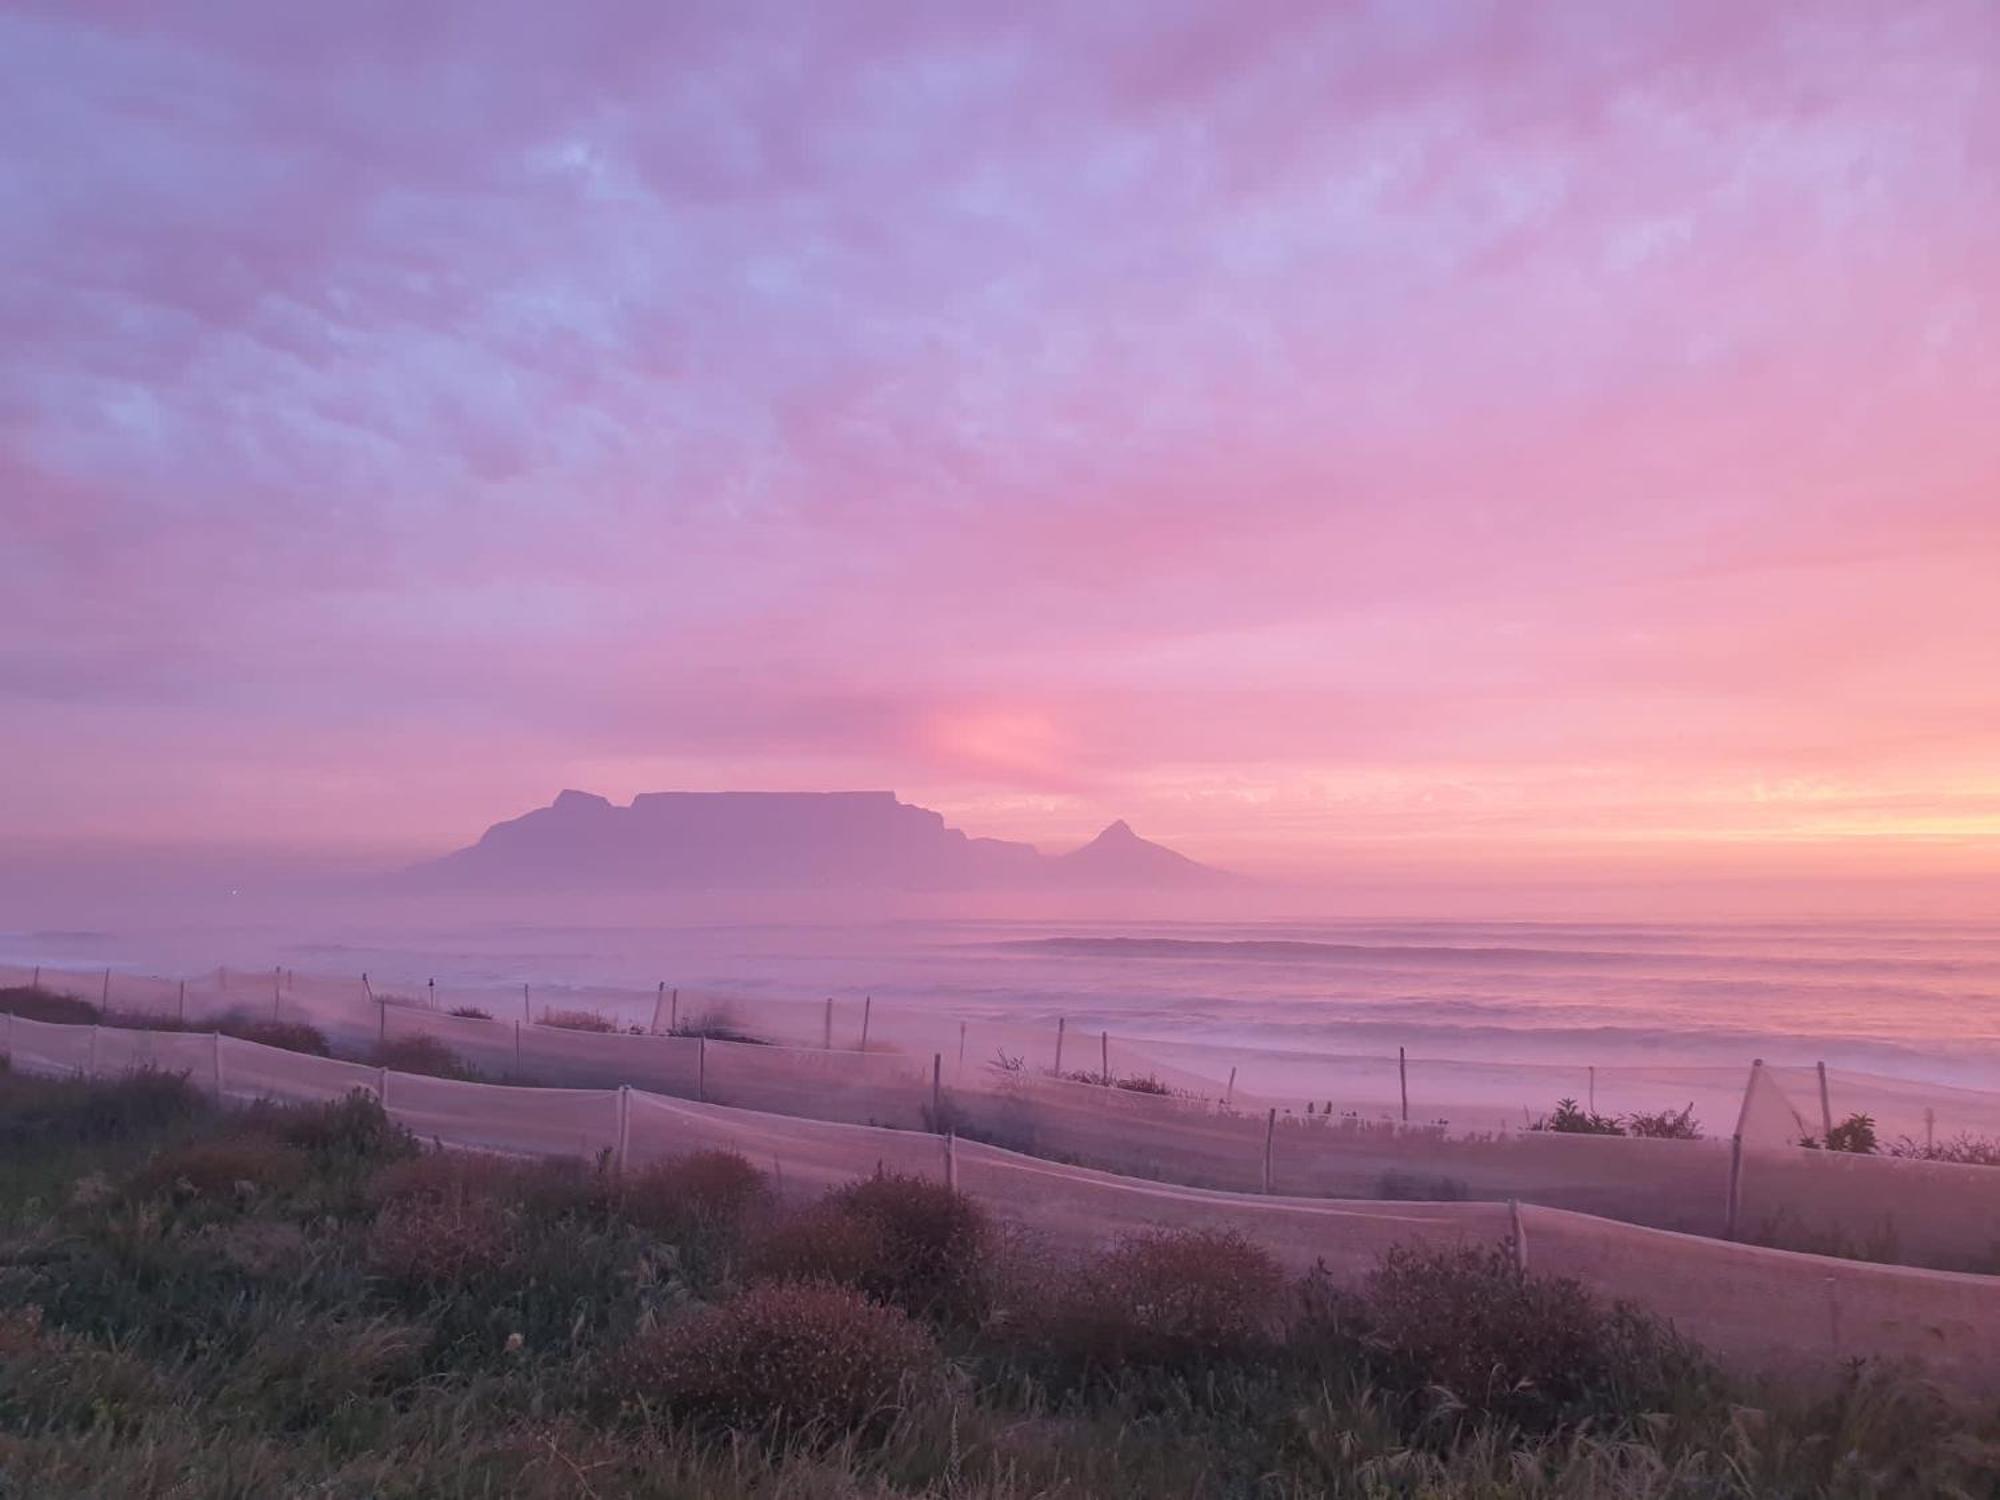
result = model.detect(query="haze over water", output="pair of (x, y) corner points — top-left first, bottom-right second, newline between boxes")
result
(13, 915), (1998, 1094)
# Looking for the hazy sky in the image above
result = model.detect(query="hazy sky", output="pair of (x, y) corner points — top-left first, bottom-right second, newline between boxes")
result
(3, 2), (1998, 885)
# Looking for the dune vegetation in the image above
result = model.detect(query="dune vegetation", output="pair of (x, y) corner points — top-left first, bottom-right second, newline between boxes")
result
(0, 1061), (1994, 1498)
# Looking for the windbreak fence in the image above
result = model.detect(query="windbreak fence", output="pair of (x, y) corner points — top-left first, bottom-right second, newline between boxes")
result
(7, 962), (2000, 1271)
(3, 1012), (1996, 1396)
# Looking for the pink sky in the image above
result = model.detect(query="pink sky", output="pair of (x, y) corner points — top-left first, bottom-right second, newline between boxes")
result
(3, 2), (1998, 889)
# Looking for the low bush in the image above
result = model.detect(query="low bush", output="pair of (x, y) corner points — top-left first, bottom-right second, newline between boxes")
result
(1888, 1131), (2000, 1166)
(0, 985), (98, 1024)
(127, 1137), (311, 1204)
(1531, 1098), (1623, 1135)
(1803, 1112), (1879, 1154)
(539, 1009), (618, 1033)
(831, 1172), (991, 1320)
(100, 1010), (334, 1057)
(620, 1150), (767, 1238)
(1351, 1242), (1709, 1431)
(367, 1191), (514, 1287)
(1624, 1103), (1702, 1139)
(369, 1035), (480, 1081)
(667, 1010), (768, 1045)
(604, 1281), (937, 1439)
(1016, 1228), (1285, 1375)
(749, 1201), (888, 1289)
(0, 1065), (208, 1148)
(447, 1005), (493, 1020)
(267, 1090), (417, 1165)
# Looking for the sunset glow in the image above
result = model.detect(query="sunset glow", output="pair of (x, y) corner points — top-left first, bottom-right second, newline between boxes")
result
(3, 2), (1998, 897)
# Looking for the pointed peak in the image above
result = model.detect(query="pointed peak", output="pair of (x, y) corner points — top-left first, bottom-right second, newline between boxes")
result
(1095, 819), (1139, 841)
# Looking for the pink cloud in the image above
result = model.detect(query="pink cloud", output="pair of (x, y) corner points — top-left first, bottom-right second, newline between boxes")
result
(1, 1), (1997, 883)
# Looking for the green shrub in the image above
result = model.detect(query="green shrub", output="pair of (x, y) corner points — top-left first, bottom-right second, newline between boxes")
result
(1017, 1229), (1285, 1375)
(127, 1137), (311, 1204)
(268, 1090), (417, 1165)
(621, 1150), (767, 1238)
(0, 985), (98, 1024)
(1351, 1242), (1709, 1431)
(1531, 1098), (1623, 1135)
(1803, 1112), (1879, 1154)
(369, 1034), (480, 1081)
(1624, 1103), (1702, 1139)
(829, 1172), (991, 1320)
(0, 1065), (208, 1148)
(604, 1281), (937, 1439)
(539, 1009), (618, 1033)
(748, 1200), (889, 1289)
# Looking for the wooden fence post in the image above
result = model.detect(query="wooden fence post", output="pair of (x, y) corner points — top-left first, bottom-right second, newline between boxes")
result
(1925, 1107), (1935, 1155)
(1510, 1198), (1528, 1272)
(670, 989), (679, 1032)
(513, 1020), (522, 1076)
(931, 1053), (943, 1129)
(1054, 1016), (1067, 1076)
(1100, 1030), (1110, 1084)
(823, 997), (833, 1049)
(861, 996), (872, 1052)
(1588, 1065), (1596, 1115)
(101, 968), (110, 1007)
(1262, 1107), (1277, 1193)
(427, 979), (435, 1010)
(378, 999), (387, 1048)
(212, 1031), (224, 1098)
(378, 1066), (389, 1108)
(616, 1086), (631, 1175)
(88, 1023), (99, 1077)
(651, 982), (664, 1033)
(697, 1036), (707, 1103)
(1398, 1046), (1409, 1124)
(362, 972), (373, 1003)
(1725, 1058), (1762, 1240)
(1225, 1065), (1237, 1107)
(957, 1020), (967, 1076)
(177, 980), (187, 1023)
(1816, 1061), (1834, 1144)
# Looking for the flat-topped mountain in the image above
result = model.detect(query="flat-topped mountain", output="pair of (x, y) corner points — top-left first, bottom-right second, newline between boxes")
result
(411, 790), (1229, 891)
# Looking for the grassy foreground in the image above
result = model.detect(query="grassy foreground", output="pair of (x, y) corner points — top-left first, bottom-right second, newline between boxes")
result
(0, 1063), (1994, 1499)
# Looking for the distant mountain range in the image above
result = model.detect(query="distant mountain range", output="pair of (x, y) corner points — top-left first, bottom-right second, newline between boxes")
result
(409, 790), (1230, 892)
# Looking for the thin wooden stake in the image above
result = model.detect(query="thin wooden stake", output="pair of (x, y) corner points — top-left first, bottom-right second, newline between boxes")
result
(1398, 1046), (1409, 1124)
(615, 1086), (631, 1175)
(1725, 1058), (1762, 1240)
(697, 1036), (707, 1103)
(1225, 1065), (1237, 1106)
(177, 980), (187, 1023)
(1262, 1107), (1277, 1194)
(1100, 1029), (1110, 1084)
(101, 968), (110, 1006)
(1588, 1065), (1596, 1115)
(860, 996), (872, 1052)
(1925, 1107), (1935, 1154)
(1816, 1061), (1834, 1144)
(362, 972), (373, 1002)
(378, 999), (387, 1047)
(957, 1020), (967, 1075)
(1054, 1016), (1067, 1075)
(212, 1030), (224, 1098)
(427, 978), (436, 1010)
(1510, 1198), (1528, 1271)
(670, 988), (679, 1031)
(514, 1020), (522, 1075)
